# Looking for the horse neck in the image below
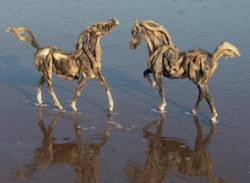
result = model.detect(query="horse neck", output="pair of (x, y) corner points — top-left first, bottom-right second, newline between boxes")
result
(78, 36), (102, 64)
(94, 37), (102, 64)
(145, 33), (161, 56)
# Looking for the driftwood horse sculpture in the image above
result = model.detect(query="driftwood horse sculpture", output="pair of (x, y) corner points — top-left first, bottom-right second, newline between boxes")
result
(125, 115), (228, 183)
(16, 108), (113, 183)
(130, 20), (240, 122)
(7, 18), (119, 112)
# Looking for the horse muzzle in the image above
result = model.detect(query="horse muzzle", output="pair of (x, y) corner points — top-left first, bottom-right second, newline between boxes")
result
(129, 40), (138, 49)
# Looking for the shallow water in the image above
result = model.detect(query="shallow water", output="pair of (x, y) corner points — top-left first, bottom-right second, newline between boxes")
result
(0, 0), (250, 182)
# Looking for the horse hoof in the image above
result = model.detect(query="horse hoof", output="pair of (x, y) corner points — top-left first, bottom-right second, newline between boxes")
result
(70, 102), (78, 112)
(158, 106), (166, 113)
(107, 107), (113, 112)
(59, 108), (66, 112)
(36, 102), (46, 107)
(152, 82), (159, 90)
(210, 114), (218, 124)
(191, 108), (198, 115)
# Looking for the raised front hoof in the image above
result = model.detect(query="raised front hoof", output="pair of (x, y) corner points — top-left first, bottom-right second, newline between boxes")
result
(152, 82), (159, 90)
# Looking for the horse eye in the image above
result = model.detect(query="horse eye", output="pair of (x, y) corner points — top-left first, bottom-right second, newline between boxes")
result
(132, 29), (137, 35)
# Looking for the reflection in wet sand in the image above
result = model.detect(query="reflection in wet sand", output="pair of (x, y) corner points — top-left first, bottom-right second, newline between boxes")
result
(125, 114), (228, 183)
(16, 107), (113, 183)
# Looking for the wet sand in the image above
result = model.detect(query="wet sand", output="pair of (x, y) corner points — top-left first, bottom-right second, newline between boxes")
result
(0, 0), (250, 182)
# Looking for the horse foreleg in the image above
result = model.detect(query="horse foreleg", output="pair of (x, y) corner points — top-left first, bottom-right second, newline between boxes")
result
(37, 76), (45, 105)
(143, 68), (158, 89)
(155, 74), (166, 112)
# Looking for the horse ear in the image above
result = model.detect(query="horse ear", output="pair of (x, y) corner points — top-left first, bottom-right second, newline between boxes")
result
(111, 17), (119, 26)
(134, 18), (139, 24)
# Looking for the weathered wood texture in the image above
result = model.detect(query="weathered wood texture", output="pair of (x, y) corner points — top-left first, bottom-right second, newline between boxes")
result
(130, 20), (240, 122)
(7, 18), (119, 112)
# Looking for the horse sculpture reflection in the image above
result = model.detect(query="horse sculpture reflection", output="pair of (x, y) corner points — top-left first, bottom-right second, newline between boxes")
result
(16, 108), (113, 183)
(125, 114), (228, 183)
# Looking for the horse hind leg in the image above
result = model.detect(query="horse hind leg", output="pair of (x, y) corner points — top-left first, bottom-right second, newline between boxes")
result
(44, 53), (64, 112)
(199, 84), (218, 123)
(46, 76), (64, 112)
(192, 85), (204, 115)
(37, 76), (45, 105)
(70, 73), (87, 112)
(97, 72), (114, 112)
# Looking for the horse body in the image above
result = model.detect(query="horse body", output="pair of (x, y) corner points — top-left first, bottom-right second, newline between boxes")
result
(130, 20), (240, 122)
(7, 18), (119, 112)
(35, 48), (80, 80)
